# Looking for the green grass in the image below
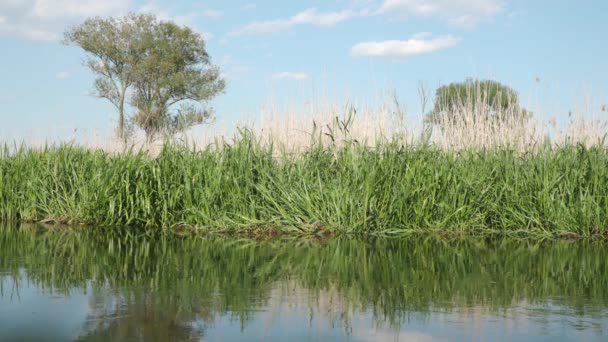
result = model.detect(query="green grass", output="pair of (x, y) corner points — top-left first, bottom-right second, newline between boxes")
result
(1, 131), (608, 237)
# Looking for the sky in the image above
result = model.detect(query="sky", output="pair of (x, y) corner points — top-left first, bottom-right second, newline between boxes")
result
(0, 0), (607, 142)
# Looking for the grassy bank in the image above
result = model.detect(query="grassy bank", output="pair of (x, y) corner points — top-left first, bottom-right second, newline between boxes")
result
(1, 131), (608, 237)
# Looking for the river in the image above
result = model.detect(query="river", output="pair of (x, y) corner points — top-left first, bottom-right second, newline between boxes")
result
(1, 224), (607, 341)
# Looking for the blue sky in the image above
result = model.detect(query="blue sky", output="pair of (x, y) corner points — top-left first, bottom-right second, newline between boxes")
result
(1, 0), (607, 141)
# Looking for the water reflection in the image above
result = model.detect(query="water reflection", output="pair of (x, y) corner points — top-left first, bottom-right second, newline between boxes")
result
(0, 224), (607, 341)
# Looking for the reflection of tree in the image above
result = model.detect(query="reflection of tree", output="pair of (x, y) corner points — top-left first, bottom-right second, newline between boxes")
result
(76, 289), (207, 342)
(1, 224), (608, 339)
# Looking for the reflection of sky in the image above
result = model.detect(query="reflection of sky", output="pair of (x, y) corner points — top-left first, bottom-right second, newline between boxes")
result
(0, 269), (90, 342)
(1, 271), (607, 341)
(199, 285), (608, 342)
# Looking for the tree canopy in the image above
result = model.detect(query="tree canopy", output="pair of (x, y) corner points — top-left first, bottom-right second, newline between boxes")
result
(64, 13), (225, 143)
(426, 79), (529, 126)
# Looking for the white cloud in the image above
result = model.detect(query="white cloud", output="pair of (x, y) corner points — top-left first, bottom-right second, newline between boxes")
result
(31, 0), (129, 19)
(0, 0), (213, 42)
(353, 326), (447, 342)
(0, 95), (16, 102)
(201, 9), (223, 18)
(200, 31), (214, 41)
(378, 0), (504, 27)
(56, 71), (70, 79)
(272, 72), (308, 81)
(0, 23), (59, 42)
(229, 7), (357, 36)
(0, 0), (131, 42)
(21, 27), (59, 41)
(219, 55), (252, 80)
(137, 3), (215, 37)
(240, 3), (256, 11)
(351, 33), (460, 58)
(138, 3), (197, 27)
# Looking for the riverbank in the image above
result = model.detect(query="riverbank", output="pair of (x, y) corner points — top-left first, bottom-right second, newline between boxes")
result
(1, 132), (608, 238)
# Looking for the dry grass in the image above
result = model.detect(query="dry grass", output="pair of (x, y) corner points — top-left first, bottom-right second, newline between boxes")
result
(182, 90), (607, 153)
(3, 90), (607, 154)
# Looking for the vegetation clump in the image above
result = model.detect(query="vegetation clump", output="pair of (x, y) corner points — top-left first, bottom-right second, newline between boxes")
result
(426, 79), (530, 127)
(1, 133), (607, 238)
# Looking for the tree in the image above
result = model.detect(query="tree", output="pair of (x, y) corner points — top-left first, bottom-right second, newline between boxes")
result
(64, 14), (225, 143)
(129, 19), (224, 143)
(426, 79), (530, 126)
(64, 14), (154, 142)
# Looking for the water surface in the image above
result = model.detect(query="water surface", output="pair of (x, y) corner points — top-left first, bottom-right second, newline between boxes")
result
(1, 225), (607, 341)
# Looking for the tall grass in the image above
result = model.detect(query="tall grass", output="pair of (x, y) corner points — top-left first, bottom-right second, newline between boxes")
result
(9, 86), (605, 155)
(215, 86), (607, 153)
(1, 125), (608, 237)
(2, 84), (607, 236)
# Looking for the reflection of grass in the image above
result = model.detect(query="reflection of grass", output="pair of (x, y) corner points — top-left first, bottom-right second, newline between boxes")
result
(1, 225), (607, 330)
(1, 133), (608, 237)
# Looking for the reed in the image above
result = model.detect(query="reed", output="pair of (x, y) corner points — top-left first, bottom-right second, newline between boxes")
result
(1, 125), (608, 237)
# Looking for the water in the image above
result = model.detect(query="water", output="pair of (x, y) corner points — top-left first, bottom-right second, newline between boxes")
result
(1, 225), (607, 341)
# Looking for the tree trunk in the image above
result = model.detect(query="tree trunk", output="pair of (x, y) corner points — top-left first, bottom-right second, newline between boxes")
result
(118, 87), (127, 146)
(118, 104), (125, 143)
